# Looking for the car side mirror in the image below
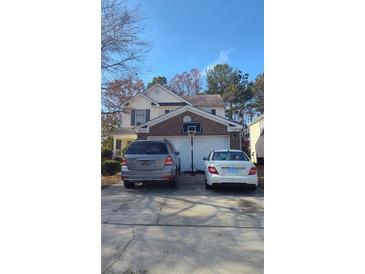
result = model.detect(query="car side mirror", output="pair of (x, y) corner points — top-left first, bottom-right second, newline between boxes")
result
(175, 151), (180, 155)
(203, 157), (207, 161)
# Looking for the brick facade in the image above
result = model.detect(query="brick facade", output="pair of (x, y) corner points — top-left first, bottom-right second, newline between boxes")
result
(137, 133), (148, 140)
(136, 111), (241, 149)
(229, 133), (241, 150)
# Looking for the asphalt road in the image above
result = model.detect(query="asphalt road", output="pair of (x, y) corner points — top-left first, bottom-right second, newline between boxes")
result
(102, 173), (264, 274)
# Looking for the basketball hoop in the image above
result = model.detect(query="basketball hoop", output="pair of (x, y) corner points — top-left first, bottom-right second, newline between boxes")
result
(188, 129), (196, 137)
(188, 129), (196, 175)
(182, 122), (200, 175)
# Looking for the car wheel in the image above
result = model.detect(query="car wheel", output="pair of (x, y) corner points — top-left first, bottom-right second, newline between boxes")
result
(250, 185), (257, 191)
(124, 181), (134, 188)
(205, 177), (212, 190)
(205, 182), (212, 190)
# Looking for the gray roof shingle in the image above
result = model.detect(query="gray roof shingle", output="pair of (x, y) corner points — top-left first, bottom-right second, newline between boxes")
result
(182, 94), (225, 106)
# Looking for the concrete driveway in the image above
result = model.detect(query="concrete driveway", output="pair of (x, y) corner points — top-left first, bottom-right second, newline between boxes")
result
(102, 174), (264, 274)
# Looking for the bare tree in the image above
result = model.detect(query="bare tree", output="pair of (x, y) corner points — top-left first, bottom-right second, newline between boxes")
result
(168, 68), (202, 96)
(102, 76), (144, 112)
(101, 0), (150, 89)
(101, 76), (144, 147)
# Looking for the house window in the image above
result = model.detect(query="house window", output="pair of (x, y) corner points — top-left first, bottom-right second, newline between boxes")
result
(135, 110), (146, 125)
(211, 109), (216, 115)
(116, 139), (121, 150)
(165, 109), (170, 114)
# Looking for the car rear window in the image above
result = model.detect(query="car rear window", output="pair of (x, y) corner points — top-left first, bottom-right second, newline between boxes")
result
(212, 151), (249, 161)
(126, 142), (169, 154)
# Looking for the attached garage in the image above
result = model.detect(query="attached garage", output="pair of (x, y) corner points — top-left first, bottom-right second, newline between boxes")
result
(134, 105), (243, 173)
(147, 135), (230, 171)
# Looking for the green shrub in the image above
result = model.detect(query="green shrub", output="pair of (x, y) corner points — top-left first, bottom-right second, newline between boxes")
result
(101, 157), (109, 163)
(114, 157), (123, 162)
(101, 160), (120, 176)
(101, 149), (113, 159)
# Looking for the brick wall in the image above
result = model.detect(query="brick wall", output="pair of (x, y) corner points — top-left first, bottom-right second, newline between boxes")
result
(137, 133), (148, 140)
(229, 133), (241, 149)
(151, 111), (227, 136)
(136, 110), (242, 149)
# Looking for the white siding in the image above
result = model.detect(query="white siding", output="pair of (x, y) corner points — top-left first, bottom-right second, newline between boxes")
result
(200, 107), (225, 117)
(145, 85), (184, 103)
(249, 117), (264, 163)
(158, 106), (182, 115)
(215, 107), (225, 117)
(121, 95), (159, 127)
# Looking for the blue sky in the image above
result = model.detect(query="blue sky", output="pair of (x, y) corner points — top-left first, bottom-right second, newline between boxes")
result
(131, 0), (263, 87)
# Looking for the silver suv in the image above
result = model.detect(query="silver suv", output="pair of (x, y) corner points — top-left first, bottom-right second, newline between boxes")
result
(121, 139), (181, 188)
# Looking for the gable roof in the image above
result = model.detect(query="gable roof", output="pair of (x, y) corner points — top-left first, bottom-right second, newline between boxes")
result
(121, 92), (160, 107)
(143, 84), (193, 106)
(134, 105), (243, 133)
(111, 127), (135, 135)
(248, 114), (264, 127)
(182, 94), (225, 107)
(119, 85), (226, 109)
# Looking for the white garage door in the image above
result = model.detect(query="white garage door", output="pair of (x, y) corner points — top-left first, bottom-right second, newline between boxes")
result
(147, 136), (230, 172)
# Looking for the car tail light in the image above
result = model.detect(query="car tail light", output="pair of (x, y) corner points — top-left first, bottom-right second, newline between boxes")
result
(121, 176), (128, 180)
(165, 156), (173, 166)
(121, 159), (128, 166)
(248, 167), (257, 175)
(208, 166), (219, 174)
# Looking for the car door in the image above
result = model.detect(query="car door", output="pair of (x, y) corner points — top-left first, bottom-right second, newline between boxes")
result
(167, 141), (179, 169)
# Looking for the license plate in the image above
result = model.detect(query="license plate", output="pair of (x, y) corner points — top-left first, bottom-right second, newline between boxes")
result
(228, 167), (238, 174)
(141, 161), (151, 166)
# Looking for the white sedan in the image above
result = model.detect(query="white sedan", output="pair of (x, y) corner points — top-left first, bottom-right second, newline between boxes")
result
(203, 149), (258, 190)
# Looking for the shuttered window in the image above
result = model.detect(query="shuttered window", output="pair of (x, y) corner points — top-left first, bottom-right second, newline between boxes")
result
(135, 110), (146, 125)
(131, 109), (150, 126)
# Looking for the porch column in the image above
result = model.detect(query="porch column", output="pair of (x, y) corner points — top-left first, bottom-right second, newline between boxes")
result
(113, 137), (117, 159)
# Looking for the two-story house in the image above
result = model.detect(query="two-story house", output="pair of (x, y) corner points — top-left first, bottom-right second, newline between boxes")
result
(111, 84), (243, 172)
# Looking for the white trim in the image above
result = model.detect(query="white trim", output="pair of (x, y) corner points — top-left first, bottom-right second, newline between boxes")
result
(143, 84), (193, 106)
(134, 105), (243, 133)
(121, 92), (160, 107)
(247, 114), (264, 127)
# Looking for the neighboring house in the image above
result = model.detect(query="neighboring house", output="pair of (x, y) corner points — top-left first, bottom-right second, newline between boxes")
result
(111, 84), (243, 171)
(248, 115), (264, 164)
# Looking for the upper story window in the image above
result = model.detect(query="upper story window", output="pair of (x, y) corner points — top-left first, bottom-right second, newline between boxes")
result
(210, 109), (216, 115)
(135, 110), (146, 125)
(131, 109), (150, 126)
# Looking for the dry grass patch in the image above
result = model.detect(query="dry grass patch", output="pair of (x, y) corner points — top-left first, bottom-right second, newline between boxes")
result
(101, 174), (121, 188)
